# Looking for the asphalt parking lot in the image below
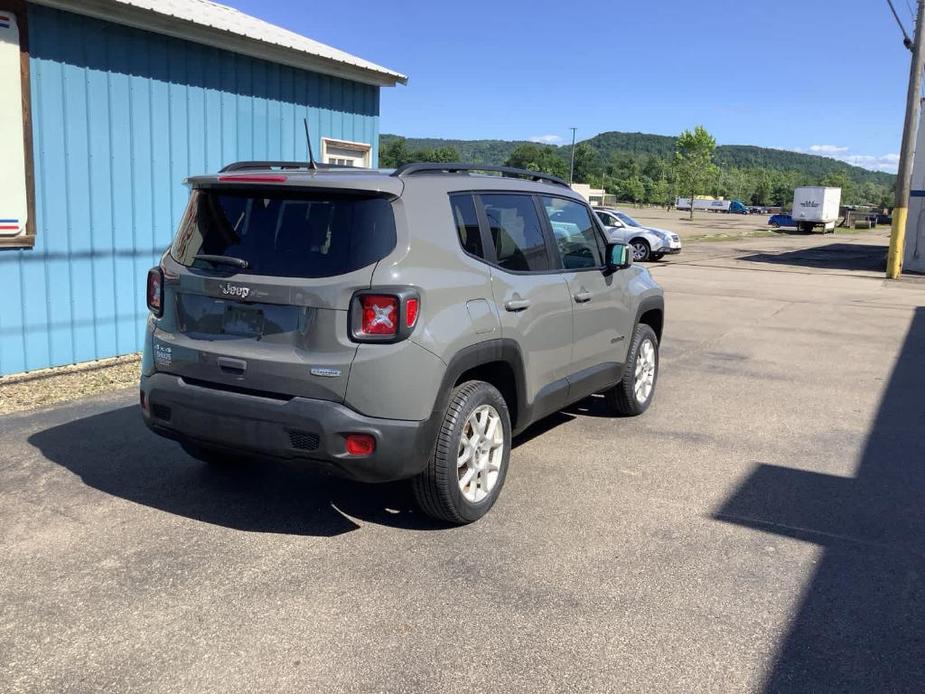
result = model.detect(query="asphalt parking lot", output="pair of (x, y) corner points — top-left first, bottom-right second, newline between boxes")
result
(2, 230), (923, 693)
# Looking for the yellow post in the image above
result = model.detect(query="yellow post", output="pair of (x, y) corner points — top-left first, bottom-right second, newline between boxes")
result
(887, 207), (908, 279)
(887, 0), (925, 279)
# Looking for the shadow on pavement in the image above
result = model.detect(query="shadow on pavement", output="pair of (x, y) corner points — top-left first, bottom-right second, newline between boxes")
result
(28, 406), (451, 536)
(714, 307), (925, 692)
(738, 243), (887, 272)
(28, 400), (577, 537)
(563, 393), (620, 418)
(512, 410), (575, 445)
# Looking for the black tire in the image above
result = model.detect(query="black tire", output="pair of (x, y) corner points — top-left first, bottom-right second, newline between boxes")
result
(630, 238), (651, 262)
(412, 380), (512, 524)
(770, 222), (780, 229)
(604, 324), (659, 417)
(650, 252), (665, 261)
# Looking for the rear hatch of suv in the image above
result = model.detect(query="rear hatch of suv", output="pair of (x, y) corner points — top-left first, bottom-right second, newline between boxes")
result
(154, 180), (398, 402)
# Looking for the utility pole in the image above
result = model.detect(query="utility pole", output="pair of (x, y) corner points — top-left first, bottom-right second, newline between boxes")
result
(568, 127), (577, 185)
(887, 0), (925, 279)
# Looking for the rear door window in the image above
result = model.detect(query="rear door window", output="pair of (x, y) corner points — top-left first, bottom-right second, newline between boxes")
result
(479, 193), (550, 272)
(450, 194), (484, 258)
(540, 196), (605, 270)
(170, 190), (396, 278)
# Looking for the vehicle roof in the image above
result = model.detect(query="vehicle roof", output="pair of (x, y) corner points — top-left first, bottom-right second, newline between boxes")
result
(187, 168), (406, 197)
(187, 166), (584, 199)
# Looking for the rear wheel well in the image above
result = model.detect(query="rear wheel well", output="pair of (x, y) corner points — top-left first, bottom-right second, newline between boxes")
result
(639, 308), (663, 342)
(454, 361), (518, 426)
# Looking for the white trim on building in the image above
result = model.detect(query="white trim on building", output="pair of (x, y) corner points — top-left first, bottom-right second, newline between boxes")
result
(321, 137), (372, 168)
(32, 0), (407, 87)
(0, 13), (28, 239)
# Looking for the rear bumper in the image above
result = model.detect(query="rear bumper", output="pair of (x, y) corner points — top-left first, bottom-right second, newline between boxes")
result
(652, 237), (682, 254)
(140, 373), (436, 482)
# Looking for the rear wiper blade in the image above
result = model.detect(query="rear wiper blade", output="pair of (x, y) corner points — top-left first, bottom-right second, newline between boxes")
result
(194, 254), (249, 270)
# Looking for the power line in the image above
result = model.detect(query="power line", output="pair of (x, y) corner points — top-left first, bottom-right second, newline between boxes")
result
(906, 0), (916, 21)
(887, 0), (915, 49)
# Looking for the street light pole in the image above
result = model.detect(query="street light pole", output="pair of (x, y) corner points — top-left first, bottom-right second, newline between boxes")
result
(887, 0), (925, 279)
(568, 127), (577, 185)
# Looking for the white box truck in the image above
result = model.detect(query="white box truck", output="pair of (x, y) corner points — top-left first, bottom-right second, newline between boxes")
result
(792, 186), (841, 233)
(675, 198), (749, 213)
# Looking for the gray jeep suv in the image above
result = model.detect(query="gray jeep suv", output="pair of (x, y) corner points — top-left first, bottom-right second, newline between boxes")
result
(140, 162), (664, 523)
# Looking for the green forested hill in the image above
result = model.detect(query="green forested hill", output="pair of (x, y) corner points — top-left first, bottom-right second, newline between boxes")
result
(380, 132), (894, 188)
(379, 135), (532, 167)
(713, 145), (894, 187)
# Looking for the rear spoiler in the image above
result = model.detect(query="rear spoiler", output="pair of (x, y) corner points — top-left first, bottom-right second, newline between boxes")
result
(185, 166), (404, 199)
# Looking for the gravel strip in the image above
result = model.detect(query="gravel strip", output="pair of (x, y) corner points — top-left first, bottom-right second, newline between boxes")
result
(0, 355), (140, 416)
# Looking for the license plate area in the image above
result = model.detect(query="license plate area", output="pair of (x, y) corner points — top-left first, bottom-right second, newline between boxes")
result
(223, 304), (265, 337)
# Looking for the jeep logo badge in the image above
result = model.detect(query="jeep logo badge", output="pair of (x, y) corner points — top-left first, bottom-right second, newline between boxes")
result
(220, 283), (251, 299)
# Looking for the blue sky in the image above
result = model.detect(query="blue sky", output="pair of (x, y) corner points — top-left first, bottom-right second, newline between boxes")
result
(223, 0), (914, 172)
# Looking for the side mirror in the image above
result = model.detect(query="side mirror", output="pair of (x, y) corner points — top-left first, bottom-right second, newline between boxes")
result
(606, 242), (632, 271)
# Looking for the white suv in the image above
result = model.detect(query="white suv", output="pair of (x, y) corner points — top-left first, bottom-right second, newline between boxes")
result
(594, 208), (682, 262)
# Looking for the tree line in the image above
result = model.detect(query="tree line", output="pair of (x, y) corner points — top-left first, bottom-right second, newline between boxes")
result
(380, 128), (894, 210)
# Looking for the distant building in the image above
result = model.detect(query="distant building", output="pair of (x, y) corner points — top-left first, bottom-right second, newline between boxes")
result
(571, 184), (607, 207)
(0, 0), (406, 375)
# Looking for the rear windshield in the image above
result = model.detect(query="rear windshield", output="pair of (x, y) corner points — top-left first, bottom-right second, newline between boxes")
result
(170, 189), (397, 278)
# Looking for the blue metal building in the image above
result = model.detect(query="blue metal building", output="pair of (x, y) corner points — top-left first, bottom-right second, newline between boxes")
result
(0, 0), (405, 376)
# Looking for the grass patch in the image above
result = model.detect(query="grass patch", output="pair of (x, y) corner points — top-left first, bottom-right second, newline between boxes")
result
(686, 229), (785, 243)
(0, 354), (141, 415)
(686, 227), (882, 243)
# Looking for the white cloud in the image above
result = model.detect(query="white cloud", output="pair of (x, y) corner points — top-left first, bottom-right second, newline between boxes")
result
(528, 134), (563, 144)
(836, 153), (900, 172)
(808, 144), (849, 154)
(789, 146), (899, 173)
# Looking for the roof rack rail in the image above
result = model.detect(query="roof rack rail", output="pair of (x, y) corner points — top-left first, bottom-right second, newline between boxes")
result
(391, 162), (570, 188)
(219, 160), (352, 173)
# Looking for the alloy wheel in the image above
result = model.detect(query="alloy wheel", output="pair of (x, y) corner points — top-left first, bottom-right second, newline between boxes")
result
(634, 338), (656, 403)
(632, 241), (649, 261)
(457, 404), (504, 503)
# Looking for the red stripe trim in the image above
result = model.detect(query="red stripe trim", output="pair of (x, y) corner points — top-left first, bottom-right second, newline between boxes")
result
(217, 174), (288, 183)
(0, 225), (21, 230)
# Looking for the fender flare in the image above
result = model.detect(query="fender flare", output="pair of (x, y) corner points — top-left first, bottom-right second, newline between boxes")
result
(429, 338), (530, 433)
(633, 294), (665, 340)
(608, 294), (664, 381)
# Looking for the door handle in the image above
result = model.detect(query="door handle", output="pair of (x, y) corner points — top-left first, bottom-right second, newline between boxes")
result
(218, 357), (247, 375)
(504, 298), (531, 312)
(573, 290), (593, 303)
